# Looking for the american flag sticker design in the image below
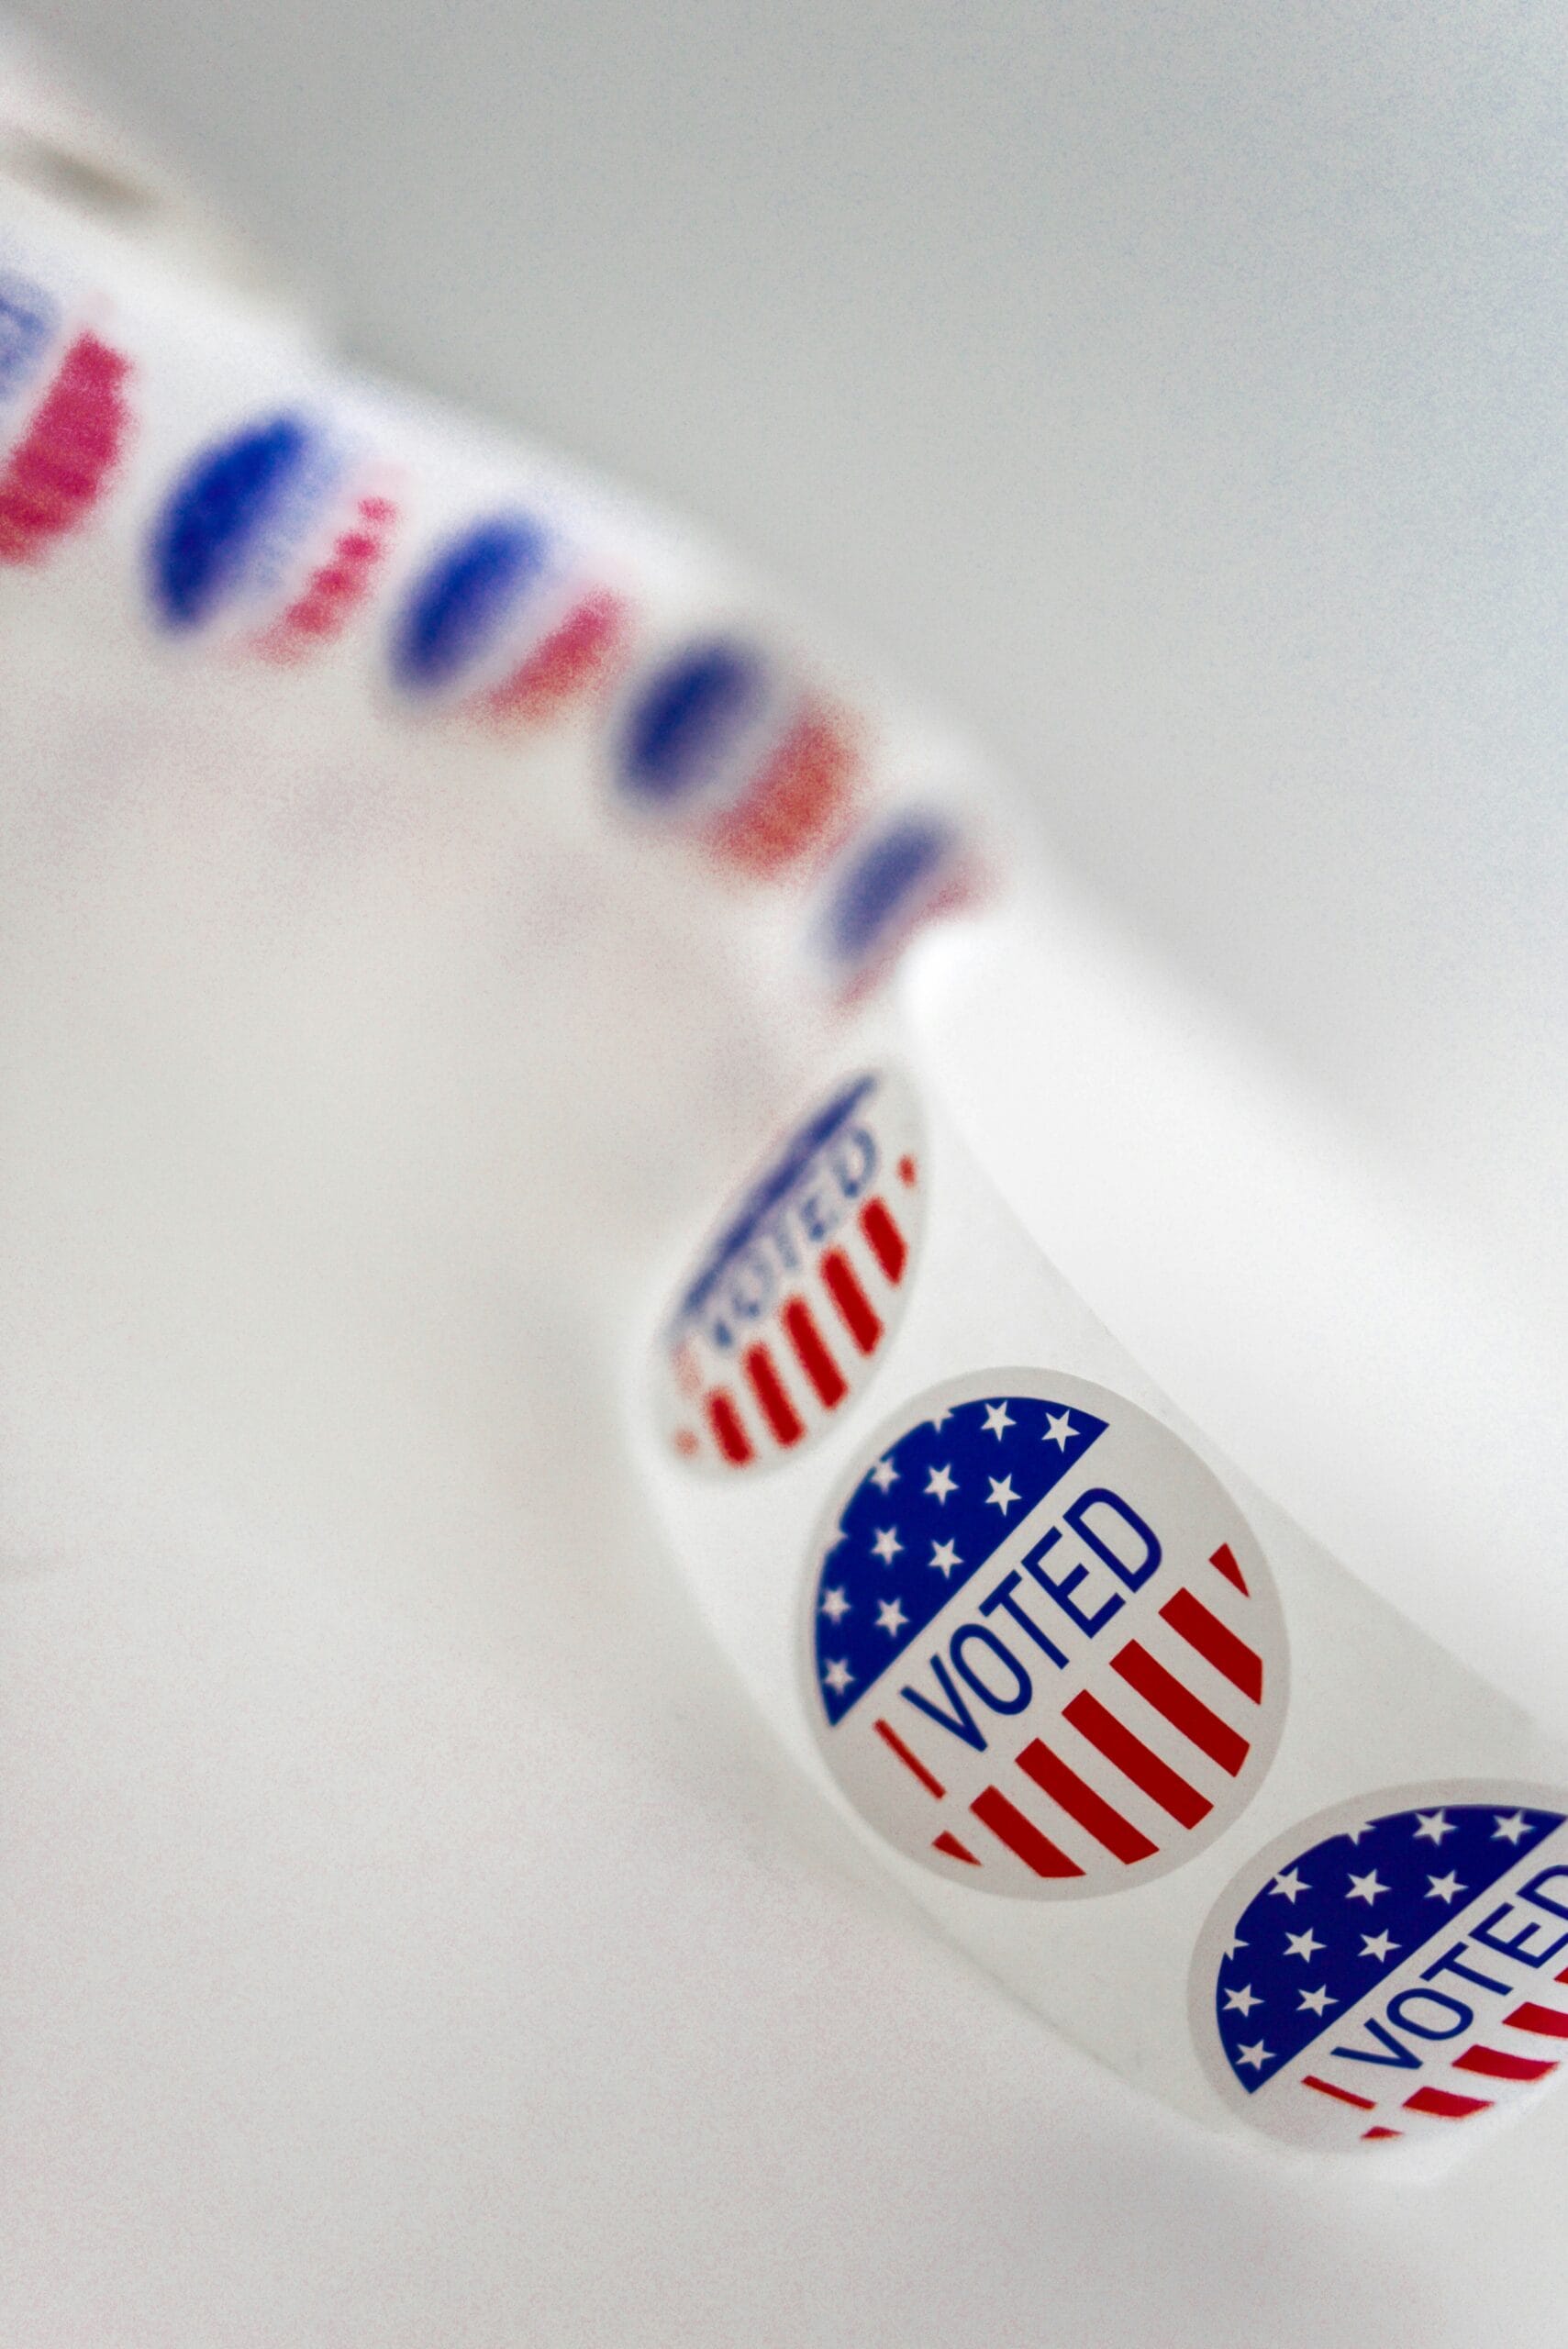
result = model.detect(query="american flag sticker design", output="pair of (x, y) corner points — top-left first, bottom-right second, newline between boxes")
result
(1191, 1787), (1568, 2151)
(147, 411), (397, 662)
(0, 263), (132, 566)
(802, 1370), (1287, 1896)
(615, 638), (859, 881)
(389, 511), (627, 729)
(656, 1070), (923, 1475)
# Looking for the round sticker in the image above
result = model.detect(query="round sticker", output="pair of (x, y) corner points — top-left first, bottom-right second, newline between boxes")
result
(655, 1069), (924, 1475)
(388, 509), (625, 725)
(0, 263), (131, 566)
(1190, 1786), (1568, 2150)
(803, 807), (980, 1003)
(802, 1370), (1287, 1897)
(147, 410), (396, 660)
(614, 635), (858, 880)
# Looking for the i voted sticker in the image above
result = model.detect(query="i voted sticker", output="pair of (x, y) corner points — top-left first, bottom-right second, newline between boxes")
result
(655, 1069), (923, 1475)
(802, 1370), (1287, 1897)
(614, 636), (859, 880)
(388, 509), (626, 727)
(0, 261), (132, 566)
(147, 410), (397, 661)
(1191, 1787), (1568, 2150)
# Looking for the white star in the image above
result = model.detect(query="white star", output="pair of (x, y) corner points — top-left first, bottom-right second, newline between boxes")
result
(870, 1526), (902, 1564)
(986, 1475), (1019, 1515)
(1223, 1932), (1247, 1961)
(875, 1598), (907, 1638)
(868, 1456), (899, 1493)
(1493, 1811), (1531, 1844)
(1235, 2040), (1273, 2072)
(1297, 1986), (1335, 2016)
(927, 1405), (954, 1431)
(982, 1402), (1014, 1441)
(1284, 1928), (1324, 1963)
(1360, 1931), (1398, 1963)
(1414, 1809), (1455, 1844)
(1345, 1870), (1387, 1906)
(819, 1586), (850, 1622)
(1426, 1871), (1465, 1904)
(1223, 1984), (1261, 2015)
(1269, 1868), (1308, 1904)
(1343, 1821), (1375, 1845)
(924, 1464), (957, 1503)
(822, 1659), (853, 1697)
(1042, 1409), (1077, 1451)
(929, 1538), (962, 1577)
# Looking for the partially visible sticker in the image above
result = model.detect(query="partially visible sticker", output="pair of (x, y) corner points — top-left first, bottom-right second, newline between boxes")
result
(802, 805), (981, 1001)
(613, 636), (859, 880)
(0, 262), (132, 565)
(802, 1370), (1287, 1897)
(147, 409), (397, 660)
(388, 508), (626, 726)
(655, 1069), (923, 1475)
(1191, 1787), (1568, 2150)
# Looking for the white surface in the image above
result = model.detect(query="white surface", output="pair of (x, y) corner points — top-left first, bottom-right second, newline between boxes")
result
(3, 5), (1567, 2342)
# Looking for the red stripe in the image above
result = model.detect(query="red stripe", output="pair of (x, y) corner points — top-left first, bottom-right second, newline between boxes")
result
(859, 1197), (907, 1284)
(1158, 1586), (1264, 1704)
(1062, 1691), (1212, 1828)
(782, 1298), (847, 1408)
(1110, 1642), (1251, 1776)
(1015, 1737), (1158, 1864)
(742, 1343), (805, 1446)
(1208, 1542), (1250, 1595)
(1504, 2001), (1568, 2041)
(1362, 2126), (1403, 2141)
(1404, 2086), (1492, 2120)
(704, 1389), (752, 1465)
(1453, 2043), (1559, 2084)
(820, 1247), (883, 1355)
(874, 1717), (945, 1798)
(970, 1786), (1083, 1877)
(1303, 2075), (1376, 2111)
(932, 1831), (979, 1864)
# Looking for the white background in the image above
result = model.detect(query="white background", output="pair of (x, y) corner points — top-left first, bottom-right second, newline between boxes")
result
(3, 4), (1567, 2342)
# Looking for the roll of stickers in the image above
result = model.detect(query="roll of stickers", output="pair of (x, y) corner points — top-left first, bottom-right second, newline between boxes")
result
(631, 1053), (1568, 2166)
(6, 102), (1565, 2170)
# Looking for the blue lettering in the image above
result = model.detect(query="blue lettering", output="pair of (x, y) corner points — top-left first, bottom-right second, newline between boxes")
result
(900, 1654), (987, 1753)
(1386, 1987), (1472, 2040)
(1473, 1901), (1568, 1971)
(1330, 2019), (1421, 2070)
(950, 1625), (1032, 1714)
(1521, 1865), (1568, 1923)
(1063, 1489), (1162, 1590)
(979, 1570), (1069, 1668)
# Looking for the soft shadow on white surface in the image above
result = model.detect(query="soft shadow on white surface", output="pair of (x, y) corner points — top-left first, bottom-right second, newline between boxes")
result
(0, 643), (1563, 2347)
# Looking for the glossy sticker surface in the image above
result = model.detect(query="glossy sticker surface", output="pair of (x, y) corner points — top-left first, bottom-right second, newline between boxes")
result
(1191, 1787), (1568, 2149)
(803, 1370), (1287, 1896)
(655, 1069), (923, 1475)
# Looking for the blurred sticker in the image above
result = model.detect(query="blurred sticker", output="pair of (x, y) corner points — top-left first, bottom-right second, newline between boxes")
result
(803, 1370), (1286, 1897)
(656, 1068), (923, 1474)
(389, 508), (626, 725)
(147, 408), (397, 660)
(0, 259), (131, 566)
(804, 807), (980, 1001)
(614, 636), (859, 879)
(1191, 1787), (1568, 2150)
